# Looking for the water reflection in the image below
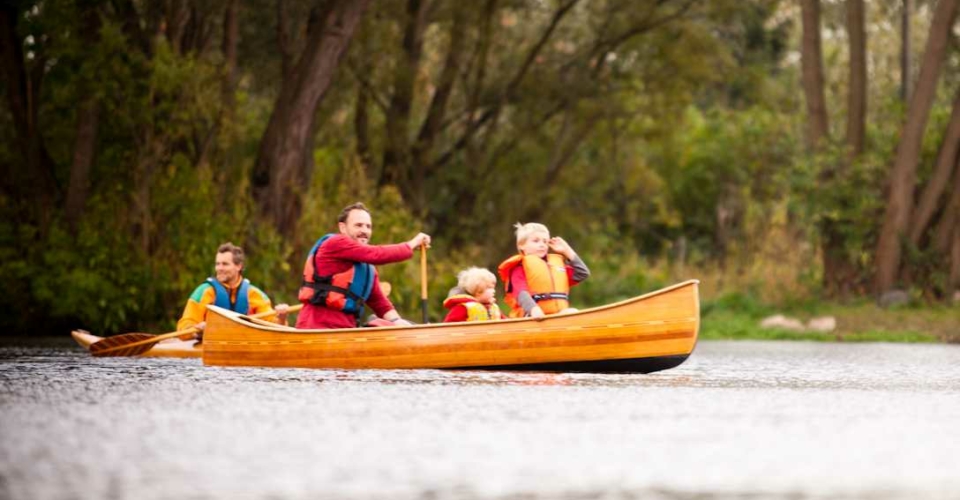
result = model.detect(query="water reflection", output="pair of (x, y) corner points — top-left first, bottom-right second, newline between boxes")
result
(1, 338), (958, 499)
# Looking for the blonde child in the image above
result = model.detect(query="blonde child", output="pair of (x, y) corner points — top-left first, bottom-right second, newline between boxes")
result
(442, 267), (504, 322)
(497, 222), (590, 318)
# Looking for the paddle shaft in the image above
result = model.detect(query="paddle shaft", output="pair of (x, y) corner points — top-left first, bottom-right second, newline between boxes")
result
(94, 304), (303, 354)
(420, 243), (428, 323)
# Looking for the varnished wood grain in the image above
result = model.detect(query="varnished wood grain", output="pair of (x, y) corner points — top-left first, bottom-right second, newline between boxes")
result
(202, 281), (700, 372)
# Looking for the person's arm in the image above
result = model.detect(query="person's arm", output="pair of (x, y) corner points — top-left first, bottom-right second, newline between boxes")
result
(510, 267), (544, 318)
(516, 292), (544, 318)
(176, 285), (214, 339)
(566, 255), (590, 284)
(323, 235), (415, 265)
(274, 303), (290, 324)
(548, 236), (589, 285)
(365, 273), (397, 319)
(380, 309), (402, 322)
(248, 286), (286, 324)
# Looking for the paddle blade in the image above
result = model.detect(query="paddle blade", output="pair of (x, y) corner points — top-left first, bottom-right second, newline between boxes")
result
(89, 333), (158, 357)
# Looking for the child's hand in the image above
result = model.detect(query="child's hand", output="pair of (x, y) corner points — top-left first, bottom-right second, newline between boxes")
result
(548, 237), (576, 259)
(530, 306), (545, 318)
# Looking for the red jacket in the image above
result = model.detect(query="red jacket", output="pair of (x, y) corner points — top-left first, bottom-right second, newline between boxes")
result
(442, 295), (503, 322)
(295, 234), (413, 329)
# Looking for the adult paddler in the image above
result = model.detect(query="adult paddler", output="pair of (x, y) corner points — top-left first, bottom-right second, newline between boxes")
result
(177, 242), (289, 340)
(296, 202), (431, 329)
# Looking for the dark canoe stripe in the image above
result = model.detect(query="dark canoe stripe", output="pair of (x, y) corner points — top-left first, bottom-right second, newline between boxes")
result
(458, 354), (691, 374)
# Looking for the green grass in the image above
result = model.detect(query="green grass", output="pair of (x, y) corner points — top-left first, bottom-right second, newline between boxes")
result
(700, 296), (958, 343)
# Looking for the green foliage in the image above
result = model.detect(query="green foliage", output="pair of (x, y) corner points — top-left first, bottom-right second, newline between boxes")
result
(651, 105), (800, 258)
(572, 249), (669, 307)
(702, 290), (774, 319)
(2, 0), (958, 338)
(701, 305), (949, 343)
(701, 310), (941, 342)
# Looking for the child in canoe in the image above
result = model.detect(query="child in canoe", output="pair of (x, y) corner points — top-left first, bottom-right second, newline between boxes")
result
(498, 222), (590, 318)
(442, 267), (504, 322)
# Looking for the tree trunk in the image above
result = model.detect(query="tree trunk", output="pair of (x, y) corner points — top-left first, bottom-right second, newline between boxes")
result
(276, 0), (295, 81)
(0, 5), (59, 228)
(65, 3), (104, 234)
(428, 0), (580, 173)
(901, 0), (913, 102)
(112, 0), (153, 56)
(714, 185), (739, 269)
(950, 220), (960, 295)
(380, 0), (429, 212)
(845, 0), (866, 157)
(222, 0), (239, 111)
(354, 74), (375, 181)
(164, 0), (190, 54)
(874, 0), (959, 294)
(410, 3), (466, 208)
(252, 0), (371, 239)
(800, 0), (829, 150)
(182, 6), (215, 56)
(65, 99), (100, 233)
(824, 0), (867, 297)
(909, 90), (960, 245)
(801, 0), (850, 295)
(195, 0), (239, 173)
(132, 125), (165, 257)
(933, 155), (960, 255)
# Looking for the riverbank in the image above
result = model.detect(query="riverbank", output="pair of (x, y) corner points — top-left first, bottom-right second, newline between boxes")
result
(5, 297), (958, 345)
(702, 299), (960, 343)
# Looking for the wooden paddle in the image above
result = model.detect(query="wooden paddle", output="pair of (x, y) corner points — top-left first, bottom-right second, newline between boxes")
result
(420, 242), (429, 323)
(89, 304), (303, 357)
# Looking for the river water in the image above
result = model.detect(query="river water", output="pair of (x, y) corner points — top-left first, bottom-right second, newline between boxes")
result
(1, 338), (958, 500)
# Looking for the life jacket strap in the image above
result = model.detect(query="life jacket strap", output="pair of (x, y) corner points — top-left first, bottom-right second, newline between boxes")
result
(531, 292), (569, 302)
(301, 280), (367, 316)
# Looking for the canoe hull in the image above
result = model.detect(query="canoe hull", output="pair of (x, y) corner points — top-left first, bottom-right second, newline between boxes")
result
(203, 280), (700, 373)
(465, 354), (691, 374)
(71, 330), (202, 358)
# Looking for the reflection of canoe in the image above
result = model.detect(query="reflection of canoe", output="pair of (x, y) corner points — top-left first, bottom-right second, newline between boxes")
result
(203, 280), (700, 373)
(71, 330), (202, 358)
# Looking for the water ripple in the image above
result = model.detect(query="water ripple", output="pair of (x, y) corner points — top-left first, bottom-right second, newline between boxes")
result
(1, 339), (959, 499)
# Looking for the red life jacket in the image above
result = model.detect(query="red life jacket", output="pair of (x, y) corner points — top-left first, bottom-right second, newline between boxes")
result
(298, 234), (374, 316)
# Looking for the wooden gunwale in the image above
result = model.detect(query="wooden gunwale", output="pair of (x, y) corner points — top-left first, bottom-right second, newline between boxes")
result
(202, 280), (700, 372)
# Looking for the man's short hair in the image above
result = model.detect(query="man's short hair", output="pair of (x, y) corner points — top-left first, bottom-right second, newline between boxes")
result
(338, 202), (371, 223)
(514, 222), (550, 245)
(217, 242), (245, 266)
(457, 267), (497, 297)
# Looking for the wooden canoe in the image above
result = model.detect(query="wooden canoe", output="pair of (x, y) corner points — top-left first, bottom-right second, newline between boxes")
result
(71, 330), (202, 358)
(202, 280), (700, 373)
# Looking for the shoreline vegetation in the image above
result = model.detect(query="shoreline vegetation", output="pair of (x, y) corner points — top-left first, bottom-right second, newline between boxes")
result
(4, 3), (960, 338)
(701, 297), (959, 344)
(12, 303), (956, 344)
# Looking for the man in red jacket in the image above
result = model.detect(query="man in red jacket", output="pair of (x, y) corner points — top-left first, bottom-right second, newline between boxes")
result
(295, 202), (430, 329)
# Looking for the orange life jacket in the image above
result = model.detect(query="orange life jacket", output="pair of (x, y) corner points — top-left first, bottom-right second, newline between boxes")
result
(497, 253), (569, 318)
(442, 294), (503, 322)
